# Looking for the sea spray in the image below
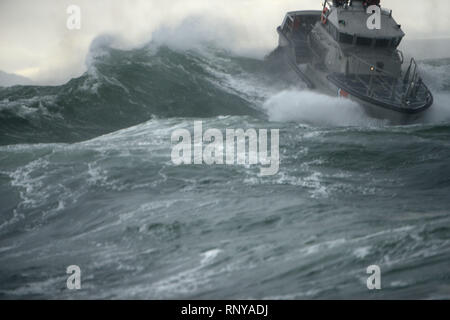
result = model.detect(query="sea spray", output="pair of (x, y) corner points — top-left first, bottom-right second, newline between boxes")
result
(262, 89), (384, 127)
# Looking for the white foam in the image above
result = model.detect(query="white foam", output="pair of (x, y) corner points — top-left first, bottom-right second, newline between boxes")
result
(200, 249), (222, 265)
(263, 90), (382, 127)
(353, 246), (372, 259)
(423, 92), (450, 123)
(419, 62), (450, 92)
(300, 238), (348, 256)
(9, 158), (50, 209)
(416, 62), (450, 124)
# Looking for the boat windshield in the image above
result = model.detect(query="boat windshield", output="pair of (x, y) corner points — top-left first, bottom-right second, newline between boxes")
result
(375, 39), (390, 48)
(356, 37), (373, 46)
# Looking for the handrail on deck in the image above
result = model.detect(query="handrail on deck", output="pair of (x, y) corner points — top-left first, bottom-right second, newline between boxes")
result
(347, 53), (422, 104)
(403, 58), (421, 103)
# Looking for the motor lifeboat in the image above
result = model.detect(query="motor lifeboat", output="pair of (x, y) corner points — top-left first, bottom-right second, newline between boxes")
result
(268, 0), (433, 122)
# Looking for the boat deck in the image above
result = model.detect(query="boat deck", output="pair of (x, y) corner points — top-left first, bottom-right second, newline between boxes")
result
(327, 73), (433, 114)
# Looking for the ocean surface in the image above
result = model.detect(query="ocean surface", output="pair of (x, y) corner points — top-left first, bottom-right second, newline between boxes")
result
(0, 40), (449, 299)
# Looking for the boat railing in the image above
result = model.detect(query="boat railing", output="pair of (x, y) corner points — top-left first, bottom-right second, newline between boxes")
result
(348, 53), (398, 99)
(347, 53), (422, 104)
(402, 58), (421, 104)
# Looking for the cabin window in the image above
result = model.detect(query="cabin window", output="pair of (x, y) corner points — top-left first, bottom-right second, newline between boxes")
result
(339, 33), (354, 44)
(391, 37), (402, 48)
(375, 39), (390, 48)
(285, 17), (293, 32)
(356, 37), (373, 46)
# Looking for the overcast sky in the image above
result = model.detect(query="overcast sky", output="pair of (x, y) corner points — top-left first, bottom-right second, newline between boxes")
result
(1, 0), (450, 85)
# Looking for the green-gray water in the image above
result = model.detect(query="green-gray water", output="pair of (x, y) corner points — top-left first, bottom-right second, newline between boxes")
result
(0, 41), (449, 299)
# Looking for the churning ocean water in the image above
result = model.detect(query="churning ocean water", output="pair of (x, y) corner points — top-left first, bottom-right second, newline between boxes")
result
(0, 39), (449, 299)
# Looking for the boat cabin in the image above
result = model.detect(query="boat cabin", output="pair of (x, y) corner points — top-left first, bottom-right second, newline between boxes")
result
(323, 0), (405, 50)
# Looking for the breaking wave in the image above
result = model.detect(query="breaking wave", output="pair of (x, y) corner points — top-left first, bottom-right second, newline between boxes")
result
(0, 41), (266, 145)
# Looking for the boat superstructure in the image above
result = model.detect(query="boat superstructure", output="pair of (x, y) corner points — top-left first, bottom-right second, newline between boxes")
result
(270, 0), (433, 122)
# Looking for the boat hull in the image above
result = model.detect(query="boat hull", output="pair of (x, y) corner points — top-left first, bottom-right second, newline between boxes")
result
(306, 61), (430, 123)
(273, 37), (432, 124)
